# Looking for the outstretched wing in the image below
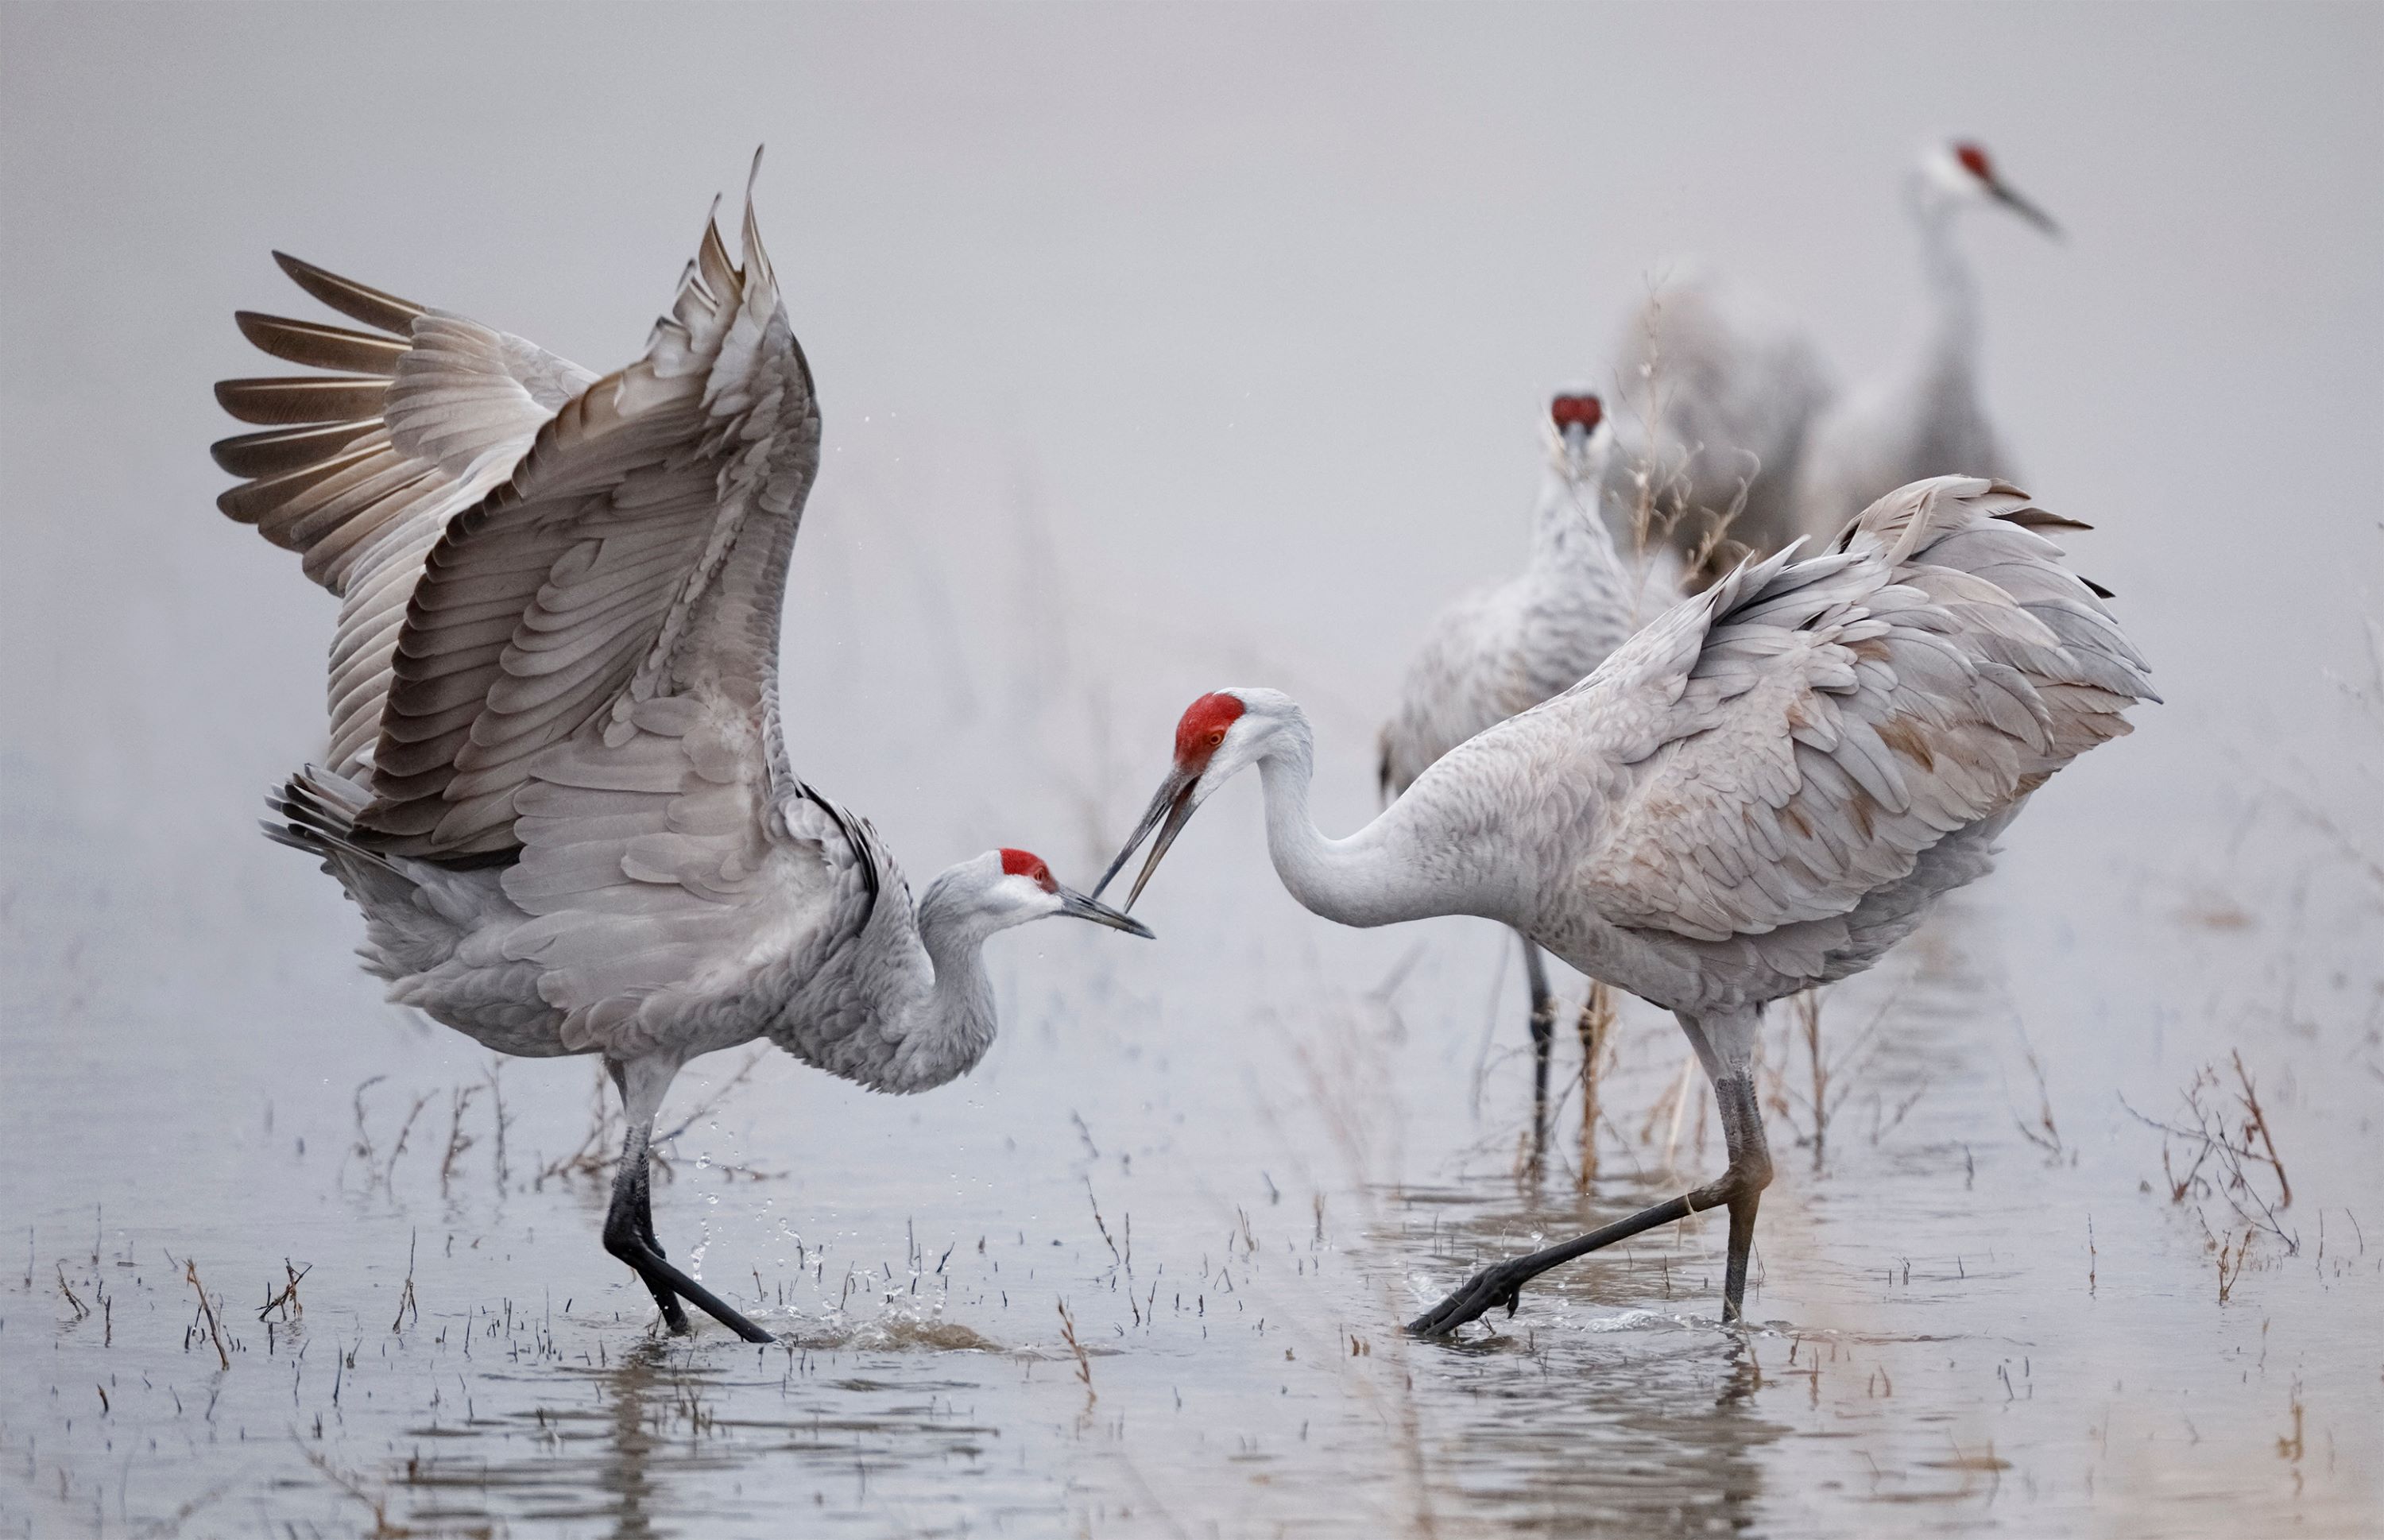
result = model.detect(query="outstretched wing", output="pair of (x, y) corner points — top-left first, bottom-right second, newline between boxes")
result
(214, 256), (598, 774)
(358, 195), (821, 859)
(1429, 477), (2152, 946)
(362, 192), (857, 1053)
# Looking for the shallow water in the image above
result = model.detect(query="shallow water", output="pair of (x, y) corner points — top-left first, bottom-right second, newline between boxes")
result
(6, 760), (2378, 1537)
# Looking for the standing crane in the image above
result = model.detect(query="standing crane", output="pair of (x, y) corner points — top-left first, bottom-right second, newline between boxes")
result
(1608, 141), (2058, 582)
(211, 176), (1150, 1345)
(1605, 273), (1836, 586)
(1792, 141), (2061, 540)
(1097, 477), (2151, 1333)
(1378, 390), (1664, 1156)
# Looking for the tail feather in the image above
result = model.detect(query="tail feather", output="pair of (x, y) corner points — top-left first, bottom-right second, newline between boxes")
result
(263, 765), (387, 867)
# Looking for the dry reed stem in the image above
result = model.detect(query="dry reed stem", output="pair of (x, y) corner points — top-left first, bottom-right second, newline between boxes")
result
(382, 1092), (432, 1188)
(1575, 982), (1616, 1191)
(56, 1262), (88, 1320)
(390, 1231), (419, 1333)
(2123, 1056), (2297, 1250)
(1055, 1298), (1094, 1402)
(2014, 1041), (2065, 1162)
(2228, 1051), (2292, 1209)
(437, 1084), (480, 1196)
(184, 1259), (228, 1370)
(2216, 1229), (2252, 1303)
(256, 1259), (310, 1322)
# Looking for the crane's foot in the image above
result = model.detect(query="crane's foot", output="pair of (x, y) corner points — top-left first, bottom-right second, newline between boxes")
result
(603, 1224), (776, 1345)
(602, 1163), (777, 1345)
(1408, 1259), (1532, 1337)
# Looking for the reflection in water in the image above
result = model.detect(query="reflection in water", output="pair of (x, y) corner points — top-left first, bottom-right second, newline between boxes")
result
(389, 1338), (1024, 1537)
(1388, 1181), (1786, 1536)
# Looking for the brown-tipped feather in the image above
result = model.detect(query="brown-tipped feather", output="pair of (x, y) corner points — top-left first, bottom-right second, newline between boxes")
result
(272, 252), (425, 335)
(215, 376), (388, 425)
(215, 441), (385, 526)
(235, 312), (408, 375)
(1999, 509), (2096, 532)
(211, 420), (383, 478)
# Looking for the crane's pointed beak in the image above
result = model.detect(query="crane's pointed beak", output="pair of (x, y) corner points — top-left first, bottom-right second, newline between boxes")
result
(1988, 178), (2061, 239)
(1058, 886), (1155, 939)
(1093, 767), (1201, 910)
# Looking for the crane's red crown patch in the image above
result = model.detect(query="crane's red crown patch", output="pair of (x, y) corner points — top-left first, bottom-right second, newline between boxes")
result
(1174, 692), (1246, 771)
(1550, 393), (1602, 431)
(999, 849), (1058, 892)
(1954, 143), (1993, 183)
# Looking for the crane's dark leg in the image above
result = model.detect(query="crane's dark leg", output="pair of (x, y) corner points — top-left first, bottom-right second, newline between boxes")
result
(1714, 1071), (1770, 1323)
(604, 1135), (691, 1333)
(602, 1056), (776, 1345)
(1411, 1009), (1773, 1337)
(1519, 934), (1557, 1165)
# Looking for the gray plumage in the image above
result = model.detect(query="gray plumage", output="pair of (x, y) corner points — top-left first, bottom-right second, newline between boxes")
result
(219, 177), (1147, 1342)
(1379, 405), (1659, 803)
(1105, 475), (2154, 1331)
(1604, 273), (1837, 586)
(1377, 396), (1670, 1145)
(1606, 142), (2058, 582)
(1792, 143), (2060, 544)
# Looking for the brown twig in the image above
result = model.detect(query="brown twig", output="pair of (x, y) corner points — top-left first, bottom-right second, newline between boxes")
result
(482, 1060), (512, 1191)
(1056, 1298), (1094, 1401)
(2123, 1059), (2297, 1251)
(257, 1260), (311, 1322)
(2216, 1229), (2251, 1304)
(437, 1084), (481, 1197)
(390, 1231), (418, 1333)
(2229, 1051), (2291, 1209)
(184, 1259), (229, 1370)
(382, 1092), (432, 1188)
(1575, 982), (1615, 1190)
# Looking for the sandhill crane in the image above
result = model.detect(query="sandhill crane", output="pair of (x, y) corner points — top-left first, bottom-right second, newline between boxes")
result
(1792, 141), (2061, 541)
(1378, 390), (1666, 1155)
(211, 177), (1150, 1345)
(1099, 478), (2152, 1333)
(1605, 274), (1836, 585)
(1608, 141), (2058, 583)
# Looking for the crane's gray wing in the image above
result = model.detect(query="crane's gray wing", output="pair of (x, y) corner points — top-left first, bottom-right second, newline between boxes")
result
(214, 257), (598, 775)
(356, 198), (819, 857)
(1606, 273), (1836, 567)
(1440, 477), (2151, 946)
(366, 193), (857, 1054)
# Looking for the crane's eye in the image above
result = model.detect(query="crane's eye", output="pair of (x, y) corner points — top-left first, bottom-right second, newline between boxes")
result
(1207, 728), (1226, 748)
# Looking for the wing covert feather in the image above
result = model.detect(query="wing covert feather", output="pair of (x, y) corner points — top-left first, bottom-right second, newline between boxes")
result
(356, 197), (821, 857)
(1418, 477), (2153, 947)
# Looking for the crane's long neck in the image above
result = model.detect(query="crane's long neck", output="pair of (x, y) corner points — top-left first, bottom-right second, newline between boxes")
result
(1250, 710), (1466, 930)
(1907, 177), (1980, 381)
(834, 880), (1002, 1096)
(1527, 451), (1626, 581)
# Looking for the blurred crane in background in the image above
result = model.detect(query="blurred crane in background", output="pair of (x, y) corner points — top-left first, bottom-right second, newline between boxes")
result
(1378, 390), (1668, 1163)
(1792, 141), (2061, 540)
(1605, 276), (1835, 585)
(1609, 141), (2060, 584)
